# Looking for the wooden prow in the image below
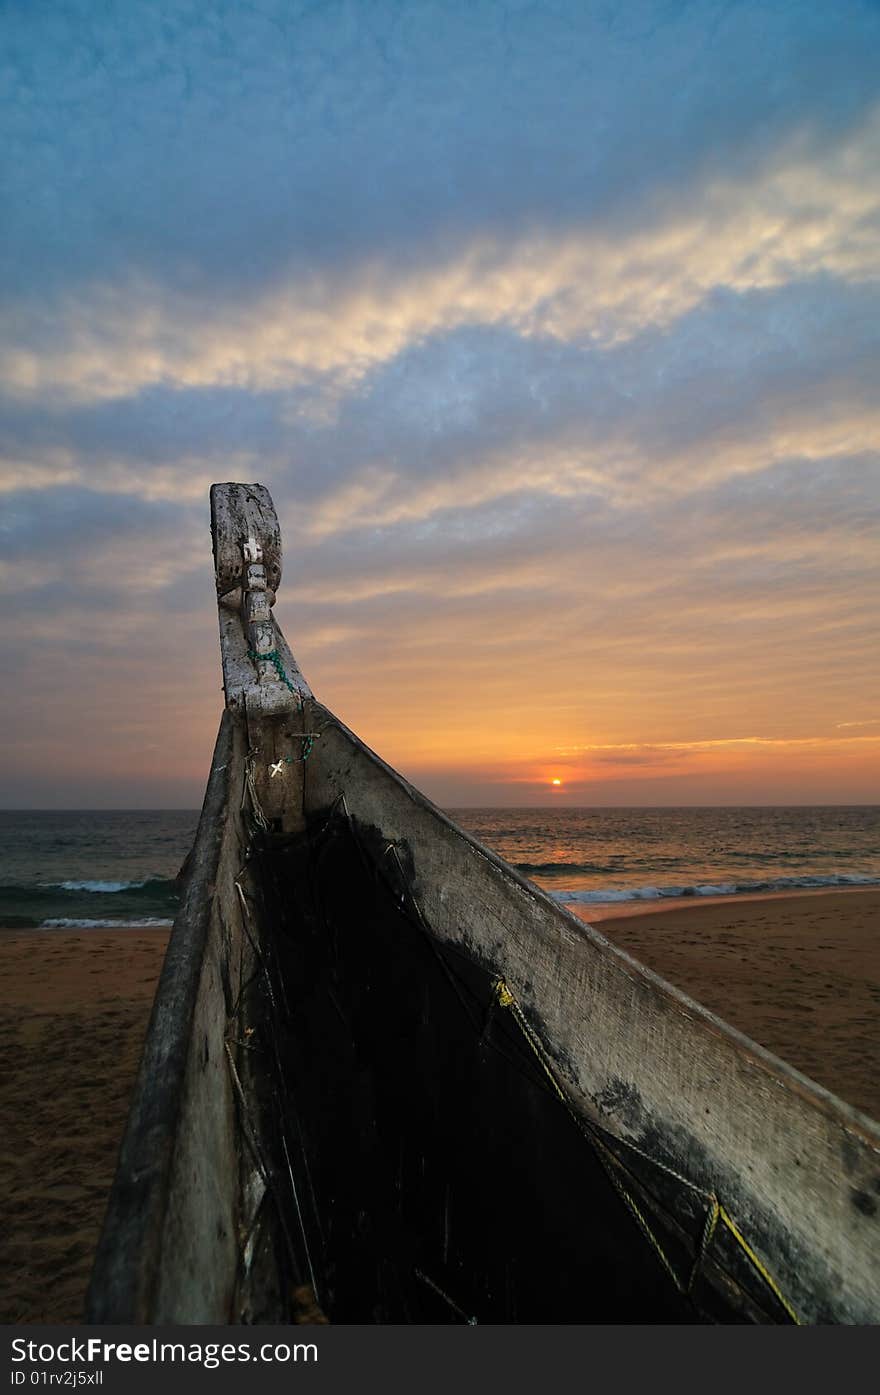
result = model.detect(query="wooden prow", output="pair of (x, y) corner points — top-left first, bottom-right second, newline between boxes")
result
(210, 483), (312, 832)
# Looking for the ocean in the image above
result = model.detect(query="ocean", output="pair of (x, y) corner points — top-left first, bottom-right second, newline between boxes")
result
(0, 806), (878, 929)
(0, 810), (197, 929)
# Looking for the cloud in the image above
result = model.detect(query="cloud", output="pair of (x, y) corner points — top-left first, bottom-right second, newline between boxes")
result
(555, 734), (880, 756)
(1, 1), (879, 804)
(2, 100), (880, 408)
(3, 1), (879, 294)
(0, 180), (874, 414)
(0, 486), (207, 604)
(3, 267), (878, 554)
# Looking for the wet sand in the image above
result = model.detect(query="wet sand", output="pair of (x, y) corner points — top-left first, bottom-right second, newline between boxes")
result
(0, 928), (169, 1323)
(574, 888), (880, 1122)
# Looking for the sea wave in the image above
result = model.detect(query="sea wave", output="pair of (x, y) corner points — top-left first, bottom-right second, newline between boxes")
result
(56, 879), (147, 892)
(516, 862), (610, 876)
(0, 876), (180, 929)
(41, 917), (174, 929)
(550, 872), (880, 905)
(1, 877), (177, 900)
(46, 878), (168, 894)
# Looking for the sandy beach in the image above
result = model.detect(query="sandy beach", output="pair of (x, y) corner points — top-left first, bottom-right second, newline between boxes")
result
(0, 928), (169, 1323)
(1, 888), (878, 1323)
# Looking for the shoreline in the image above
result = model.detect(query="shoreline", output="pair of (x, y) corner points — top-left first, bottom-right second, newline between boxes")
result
(0, 922), (173, 936)
(568, 882), (880, 923)
(3, 881), (878, 936)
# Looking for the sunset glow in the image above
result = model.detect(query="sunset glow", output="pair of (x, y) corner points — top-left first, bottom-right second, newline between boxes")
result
(1, 2), (878, 807)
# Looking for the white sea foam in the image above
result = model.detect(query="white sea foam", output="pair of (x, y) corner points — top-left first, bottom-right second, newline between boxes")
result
(41, 917), (174, 928)
(551, 873), (880, 905)
(54, 879), (149, 893)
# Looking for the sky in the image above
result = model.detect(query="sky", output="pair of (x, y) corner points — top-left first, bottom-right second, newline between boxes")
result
(1, 0), (879, 808)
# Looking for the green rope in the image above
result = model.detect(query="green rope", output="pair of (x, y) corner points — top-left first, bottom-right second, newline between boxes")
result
(249, 647), (297, 695)
(282, 735), (314, 764)
(248, 648), (313, 761)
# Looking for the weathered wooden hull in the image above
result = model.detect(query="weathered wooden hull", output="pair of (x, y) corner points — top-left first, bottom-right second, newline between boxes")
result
(86, 488), (880, 1325)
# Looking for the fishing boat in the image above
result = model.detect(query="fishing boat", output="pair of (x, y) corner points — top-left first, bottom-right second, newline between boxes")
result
(86, 483), (880, 1325)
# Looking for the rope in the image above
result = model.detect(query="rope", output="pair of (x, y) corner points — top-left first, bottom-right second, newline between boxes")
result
(487, 981), (690, 1292)
(717, 1205), (801, 1325)
(414, 1268), (478, 1324)
(279, 735), (314, 765)
(688, 1198), (720, 1295)
(247, 647), (314, 762)
(491, 977), (801, 1323)
(243, 755), (270, 832)
(231, 860), (321, 1306)
(249, 647), (301, 699)
(280, 1114), (320, 1303)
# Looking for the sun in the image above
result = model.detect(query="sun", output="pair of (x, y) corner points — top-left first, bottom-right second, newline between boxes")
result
(551, 778), (563, 787)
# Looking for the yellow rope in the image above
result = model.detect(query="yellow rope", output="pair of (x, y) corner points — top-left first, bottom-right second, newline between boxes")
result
(590, 1134), (688, 1292)
(495, 980), (515, 1009)
(688, 1198), (720, 1294)
(492, 976), (800, 1323)
(718, 1206), (801, 1325)
(494, 978), (683, 1288)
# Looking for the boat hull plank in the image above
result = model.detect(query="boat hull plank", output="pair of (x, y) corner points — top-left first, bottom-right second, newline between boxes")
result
(87, 714), (267, 1323)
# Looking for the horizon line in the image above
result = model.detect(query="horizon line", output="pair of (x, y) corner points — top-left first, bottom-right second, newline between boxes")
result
(1, 803), (878, 814)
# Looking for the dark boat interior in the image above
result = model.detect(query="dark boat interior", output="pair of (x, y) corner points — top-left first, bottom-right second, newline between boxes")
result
(240, 805), (793, 1324)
